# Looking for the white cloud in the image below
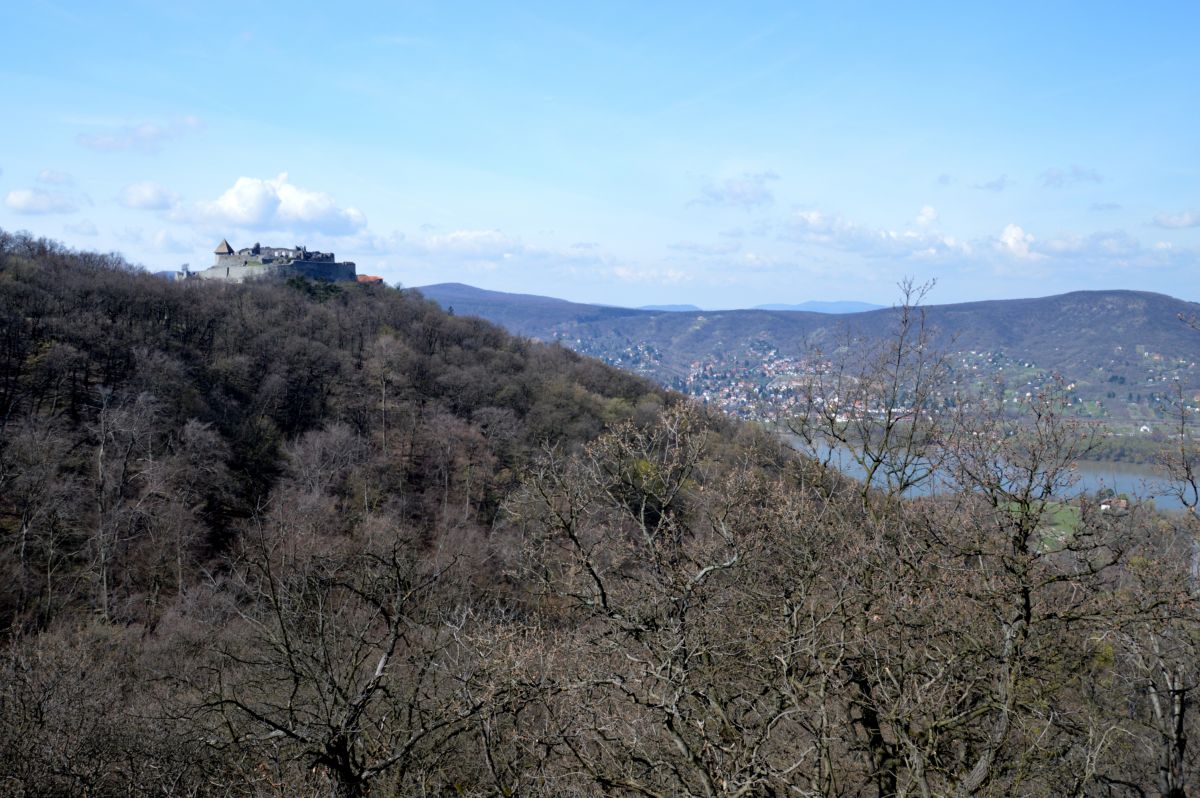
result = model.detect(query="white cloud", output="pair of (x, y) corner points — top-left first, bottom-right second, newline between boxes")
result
(916, 205), (938, 226)
(120, 181), (179, 210)
(196, 173), (366, 235)
(667, 240), (742, 256)
(691, 172), (779, 209)
(614, 265), (686, 283)
(413, 228), (611, 271)
(352, 226), (628, 285)
(352, 226), (605, 274)
(1041, 165), (1103, 188)
(996, 223), (1039, 260)
(993, 227), (1148, 265)
(201, 177), (280, 226)
(789, 209), (967, 259)
(37, 169), (75, 185)
(785, 207), (1192, 277)
(77, 115), (203, 153)
(4, 188), (78, 215)
(424, 228), (519, 256)
(1154, 210), (1200, 229)
(792, 210), (851, 238)
(1041, 230), (1138, 258)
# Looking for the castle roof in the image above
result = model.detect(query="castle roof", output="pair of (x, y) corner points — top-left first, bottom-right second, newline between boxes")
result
(214, 239), (234, 255)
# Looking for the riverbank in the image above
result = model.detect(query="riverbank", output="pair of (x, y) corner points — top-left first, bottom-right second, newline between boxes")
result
(778, 431), (1190, 512)
(1083, 434), (1173, 465)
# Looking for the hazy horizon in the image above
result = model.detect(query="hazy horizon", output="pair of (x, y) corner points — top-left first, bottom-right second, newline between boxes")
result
(2, 2), (1198, 306)
(415, 280), (1200, 315)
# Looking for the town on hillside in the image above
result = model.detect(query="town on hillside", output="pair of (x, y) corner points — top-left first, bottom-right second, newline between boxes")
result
(557, 330), (1200, 444)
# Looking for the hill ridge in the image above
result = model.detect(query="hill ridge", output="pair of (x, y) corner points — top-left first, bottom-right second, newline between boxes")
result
(416, 282), (1200, 422)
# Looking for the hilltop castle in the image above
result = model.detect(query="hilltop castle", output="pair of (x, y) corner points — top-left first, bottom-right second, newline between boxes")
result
(181, 239), (357, 283)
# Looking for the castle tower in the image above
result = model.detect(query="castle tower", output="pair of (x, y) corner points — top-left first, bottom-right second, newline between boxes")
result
(213, 239), (234, 264)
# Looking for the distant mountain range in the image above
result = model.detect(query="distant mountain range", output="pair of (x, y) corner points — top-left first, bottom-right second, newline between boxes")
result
(752, 301), (884, 313)
(639, 304), (703, 312)
(637, 301), (885, 313)
(416, 282), (1200, 421)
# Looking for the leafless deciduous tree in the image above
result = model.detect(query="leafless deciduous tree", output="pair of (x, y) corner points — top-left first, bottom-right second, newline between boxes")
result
(182, 513), (505, 797)
(788, 279), (955, 511)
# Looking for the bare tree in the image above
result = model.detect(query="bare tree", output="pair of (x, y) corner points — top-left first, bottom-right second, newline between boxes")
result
(0, 417), (85, 627)
(185, 514), (495, 797)
(1159, 381), (1200, 514)
(503, 404), (870, 796)
(89, 389), (163, 621)
(788, 279), (954, 511)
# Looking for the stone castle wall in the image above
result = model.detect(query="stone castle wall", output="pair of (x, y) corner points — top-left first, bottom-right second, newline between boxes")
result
(291, 260), (356, 281)
(189, 240), (357, 283)
(192, 260), (356, 284)
(194, 262), (292, 283)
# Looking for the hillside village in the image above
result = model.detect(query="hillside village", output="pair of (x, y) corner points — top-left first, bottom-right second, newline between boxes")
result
(558, 330), (1200, 434)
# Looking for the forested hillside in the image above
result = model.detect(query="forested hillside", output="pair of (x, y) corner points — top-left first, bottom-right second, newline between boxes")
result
(3, 232), (1200, 797)
(419, 282), (1200, 424)
(417, 283), (1200, 377)
(0, 230), (675, 630)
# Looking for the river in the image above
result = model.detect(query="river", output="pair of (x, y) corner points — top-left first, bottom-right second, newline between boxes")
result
(788, 437), (1190, 511)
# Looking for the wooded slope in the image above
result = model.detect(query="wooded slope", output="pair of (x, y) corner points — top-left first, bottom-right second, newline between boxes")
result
(1, 233), (1198, 797)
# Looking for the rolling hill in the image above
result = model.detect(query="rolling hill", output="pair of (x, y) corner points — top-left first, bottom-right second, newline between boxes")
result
(753, 300), (884, 313)
(416, 283), (1200, 421)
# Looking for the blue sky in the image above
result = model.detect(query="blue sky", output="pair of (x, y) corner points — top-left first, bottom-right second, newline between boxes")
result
(2, 1), (1198, 307)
